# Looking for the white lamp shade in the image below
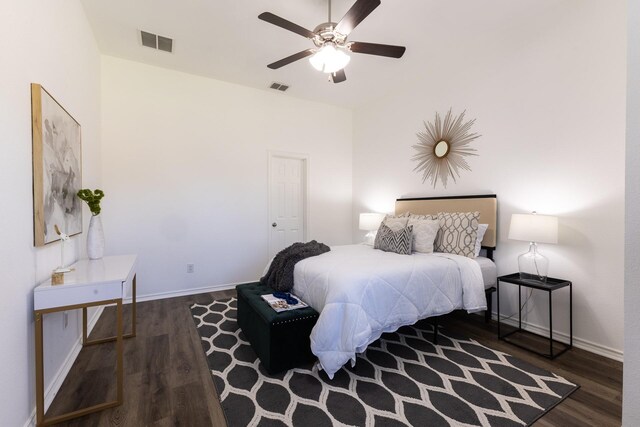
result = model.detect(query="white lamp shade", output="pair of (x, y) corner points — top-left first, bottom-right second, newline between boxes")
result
(359, 213), (385, 231)
(508, 213), (558, 244)
(309, 44), (351, 73)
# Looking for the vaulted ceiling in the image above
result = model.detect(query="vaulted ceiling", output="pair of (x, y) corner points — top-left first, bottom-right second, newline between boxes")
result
(81, 0), (553, 108)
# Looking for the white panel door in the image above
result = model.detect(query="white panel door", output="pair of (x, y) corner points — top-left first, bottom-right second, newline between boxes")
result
(269, 155), (306, 258)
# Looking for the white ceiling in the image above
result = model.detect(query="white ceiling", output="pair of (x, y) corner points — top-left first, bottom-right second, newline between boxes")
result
(80, 0), (552, 108)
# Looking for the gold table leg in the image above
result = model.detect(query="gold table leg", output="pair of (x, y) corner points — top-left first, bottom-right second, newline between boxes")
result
(116, 298), (124, 404)
(35, 298), (126, 427)
(83, 274), (137, 345)
(35, 312), (44, 426)
(131, 274), (137, 337)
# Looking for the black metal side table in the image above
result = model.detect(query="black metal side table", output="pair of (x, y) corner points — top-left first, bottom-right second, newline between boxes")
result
(497, 273), (572, 359)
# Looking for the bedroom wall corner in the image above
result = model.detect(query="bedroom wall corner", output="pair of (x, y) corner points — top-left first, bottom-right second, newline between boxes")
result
(0, 1), (102, 425)
(351, 1), (626, 358)
(623, 0), (640, 424)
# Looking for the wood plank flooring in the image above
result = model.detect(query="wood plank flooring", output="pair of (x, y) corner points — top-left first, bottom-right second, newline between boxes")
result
(46, 289), (622, 426)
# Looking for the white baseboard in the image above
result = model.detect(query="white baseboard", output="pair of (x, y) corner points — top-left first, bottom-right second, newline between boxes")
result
(492, 313), (623, 362)
(123, 280), (246, 304)
(23, 306), (105, 427)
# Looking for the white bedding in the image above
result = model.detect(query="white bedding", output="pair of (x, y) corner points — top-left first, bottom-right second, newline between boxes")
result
(476, 256), (497, 289)
(291, 244), (487, 378)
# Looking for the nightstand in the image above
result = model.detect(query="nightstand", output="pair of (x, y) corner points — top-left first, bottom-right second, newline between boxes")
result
(497, 273), (572, 359)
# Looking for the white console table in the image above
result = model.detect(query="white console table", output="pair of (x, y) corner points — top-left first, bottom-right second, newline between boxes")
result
(33, 255), (137, 427)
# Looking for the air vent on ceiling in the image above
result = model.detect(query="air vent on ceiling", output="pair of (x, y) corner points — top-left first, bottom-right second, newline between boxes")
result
(140, 30), (173, 53)
(269, 82), (289, 92)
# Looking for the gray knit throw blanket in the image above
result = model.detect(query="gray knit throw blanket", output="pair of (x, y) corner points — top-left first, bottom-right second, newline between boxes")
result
(260, 240), (330, 292)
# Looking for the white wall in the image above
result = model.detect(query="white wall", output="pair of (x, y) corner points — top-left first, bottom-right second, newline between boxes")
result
(0, 1), (101, 424)
(352, 1), (626, 357)
(100, 56), (352, 298)
(624, 0), (640, 423)
(0, 1), (631, 423)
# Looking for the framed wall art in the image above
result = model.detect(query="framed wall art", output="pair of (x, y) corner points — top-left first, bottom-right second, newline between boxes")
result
(31, 83), (82, 246)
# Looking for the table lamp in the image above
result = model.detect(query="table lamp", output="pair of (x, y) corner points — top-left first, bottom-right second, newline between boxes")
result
(508, 212), (558, 282)
(359, 213), (385, 245)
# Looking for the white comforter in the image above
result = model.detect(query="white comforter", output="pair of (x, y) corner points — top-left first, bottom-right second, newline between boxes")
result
(292, 244), (486, 378)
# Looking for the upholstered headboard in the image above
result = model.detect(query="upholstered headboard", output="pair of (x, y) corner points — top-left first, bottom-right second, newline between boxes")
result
(395, 194), (498, 250)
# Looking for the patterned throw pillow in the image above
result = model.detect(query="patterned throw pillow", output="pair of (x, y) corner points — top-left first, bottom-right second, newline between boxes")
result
(386, 212), (410, 218)
(407, 217), (439, 254)
(374, 223), (413, 255)
(434, 212), (480, 258)
(409, 213), (438, 221)
(382, 215), (409, 232)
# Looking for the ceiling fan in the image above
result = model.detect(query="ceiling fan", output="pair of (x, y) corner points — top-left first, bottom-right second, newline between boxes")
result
(258, 0), (406, 83)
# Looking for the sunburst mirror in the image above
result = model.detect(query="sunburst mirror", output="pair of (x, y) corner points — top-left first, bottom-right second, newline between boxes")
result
(412, 109), (480, 188)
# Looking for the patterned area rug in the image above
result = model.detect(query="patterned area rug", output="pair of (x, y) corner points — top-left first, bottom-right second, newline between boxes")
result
(191, 298), (578, 427)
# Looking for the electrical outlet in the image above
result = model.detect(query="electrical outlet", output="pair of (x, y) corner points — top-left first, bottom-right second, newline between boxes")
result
(63, 311), (69, 329)
(187, 263), (195, 273)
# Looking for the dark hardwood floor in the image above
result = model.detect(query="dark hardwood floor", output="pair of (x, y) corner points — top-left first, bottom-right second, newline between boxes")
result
(46, 290), (622, 426)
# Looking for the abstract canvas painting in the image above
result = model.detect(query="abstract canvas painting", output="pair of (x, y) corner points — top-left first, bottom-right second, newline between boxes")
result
(31, 84), (82, 246)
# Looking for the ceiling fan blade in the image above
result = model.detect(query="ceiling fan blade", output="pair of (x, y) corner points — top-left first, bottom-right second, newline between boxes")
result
(267, 49), (315, 69)
(335, 0), (381, 36)
(331, 69), (347, 83)
(258, 12), (316, 39)
(349, 41), (406, 58)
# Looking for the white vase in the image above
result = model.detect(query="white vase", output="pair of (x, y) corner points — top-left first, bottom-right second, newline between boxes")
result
(87, 214), (105, 260)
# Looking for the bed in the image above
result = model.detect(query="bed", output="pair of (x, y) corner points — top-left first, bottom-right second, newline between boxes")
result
(291, 195), (498, 378)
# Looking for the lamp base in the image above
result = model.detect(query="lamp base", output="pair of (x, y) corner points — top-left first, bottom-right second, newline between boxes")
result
(518, 242), (549, 282)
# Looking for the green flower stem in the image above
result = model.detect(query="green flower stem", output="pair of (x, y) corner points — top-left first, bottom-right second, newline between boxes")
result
(77, 189), (104, 216)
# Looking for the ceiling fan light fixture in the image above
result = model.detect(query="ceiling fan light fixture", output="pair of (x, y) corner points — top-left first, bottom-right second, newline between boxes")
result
(309, 43), (350, 73)
(260, 0), (405, 83)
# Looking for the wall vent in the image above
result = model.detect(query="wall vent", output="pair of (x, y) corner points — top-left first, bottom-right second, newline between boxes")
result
(140, 30), (173, 53)
(269, 82), (290, 92)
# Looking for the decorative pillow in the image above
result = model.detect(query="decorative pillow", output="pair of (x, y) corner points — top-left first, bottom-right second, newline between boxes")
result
(374, 223), (413, 255)
(434, 211), (480, 258)
(382, 215), (409, 232)
(409, 213), (437, 221)
(386, 212), (410, 218)
(407, 217), (439, 253)
(475, 223), (489, 257)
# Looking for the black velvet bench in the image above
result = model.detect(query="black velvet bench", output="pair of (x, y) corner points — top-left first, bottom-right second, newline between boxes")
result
(236, 282), (319, 374)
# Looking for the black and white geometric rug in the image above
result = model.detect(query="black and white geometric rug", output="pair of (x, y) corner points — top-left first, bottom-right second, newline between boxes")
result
(191, 298), (578, 427)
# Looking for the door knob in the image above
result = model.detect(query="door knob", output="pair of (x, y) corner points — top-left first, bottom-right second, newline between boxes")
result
(272, 222), (277, 227)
